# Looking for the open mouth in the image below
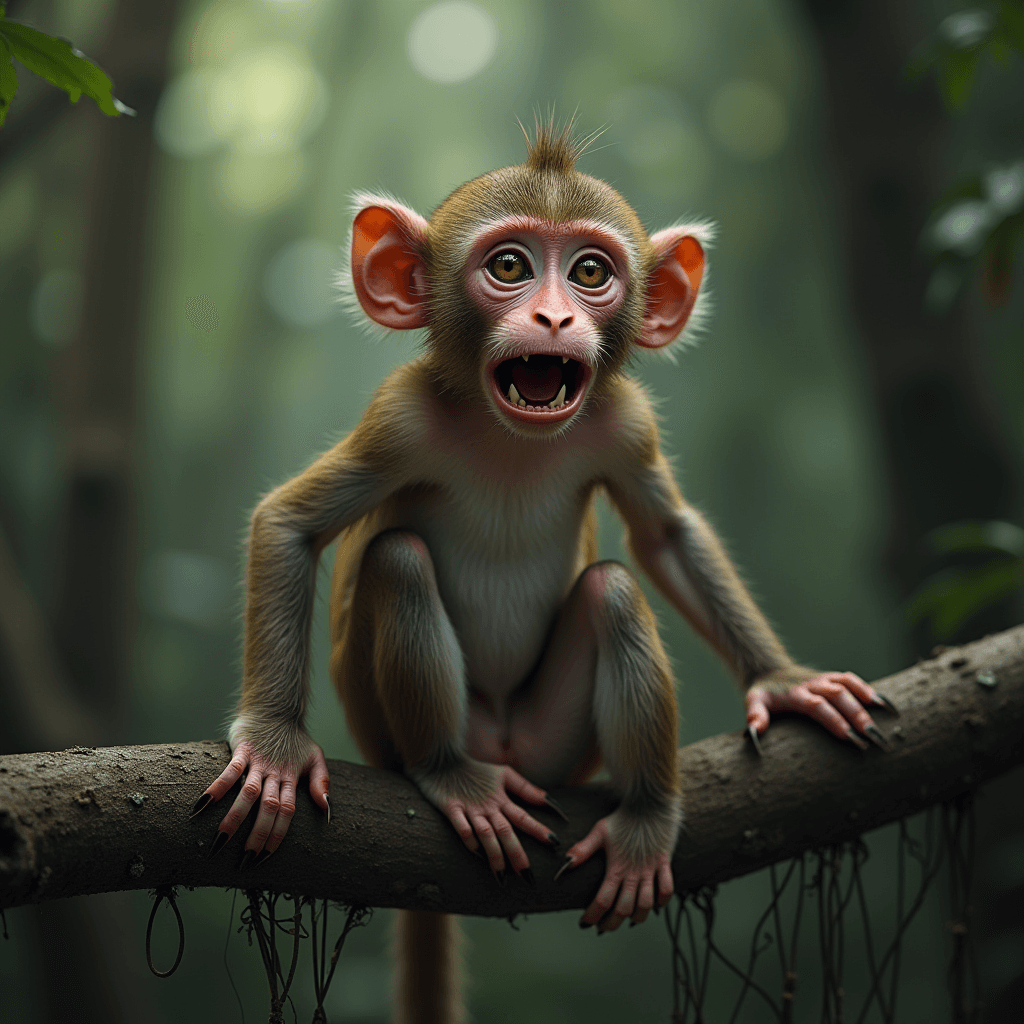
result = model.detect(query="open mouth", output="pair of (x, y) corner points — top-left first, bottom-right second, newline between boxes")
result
(488, 354), (591, 424)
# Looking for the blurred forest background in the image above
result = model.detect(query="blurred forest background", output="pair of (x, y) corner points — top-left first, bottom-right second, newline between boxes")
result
(0, 0), (1022, 1021)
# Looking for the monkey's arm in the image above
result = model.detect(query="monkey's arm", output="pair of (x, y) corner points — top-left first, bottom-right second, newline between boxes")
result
(196, 382), (422, 860)
(605, 445), (890, 749)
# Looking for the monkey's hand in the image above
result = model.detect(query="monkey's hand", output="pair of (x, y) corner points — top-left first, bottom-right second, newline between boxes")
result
(412, 761), (559, 880)
(193, 723), (330, 864)
(745, 668), (895, 753)
(562, 804), (679, 933)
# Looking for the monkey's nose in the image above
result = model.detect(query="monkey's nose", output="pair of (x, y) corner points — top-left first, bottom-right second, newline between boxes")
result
(534, 309), (574, 331)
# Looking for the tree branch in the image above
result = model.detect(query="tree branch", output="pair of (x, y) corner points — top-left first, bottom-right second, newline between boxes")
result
(1, 625), (1022, 914)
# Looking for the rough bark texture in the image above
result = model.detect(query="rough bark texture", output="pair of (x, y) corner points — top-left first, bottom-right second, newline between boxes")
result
(1, 625), (1022, 915)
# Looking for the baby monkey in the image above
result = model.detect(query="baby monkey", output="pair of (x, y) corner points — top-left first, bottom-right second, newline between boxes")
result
(196, 123), (890, 1024)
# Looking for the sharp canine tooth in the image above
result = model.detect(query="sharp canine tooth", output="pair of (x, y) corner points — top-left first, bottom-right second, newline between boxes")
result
(523, 354), (529, 362)
(562, 356), (568, 363)
(554, 384), (566, 407)
(508, 382), (520, 404)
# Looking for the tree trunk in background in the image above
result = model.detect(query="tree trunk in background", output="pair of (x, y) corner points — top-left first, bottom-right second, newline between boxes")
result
(30, 4), (180, 1023)
(801, 2), (1023, 1019)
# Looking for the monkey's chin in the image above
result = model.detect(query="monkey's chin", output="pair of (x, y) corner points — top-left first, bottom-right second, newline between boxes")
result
(486, 354), (592, 430)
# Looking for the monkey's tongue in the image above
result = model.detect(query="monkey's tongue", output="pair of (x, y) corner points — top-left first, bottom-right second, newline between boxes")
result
(511, 362), (562, 403)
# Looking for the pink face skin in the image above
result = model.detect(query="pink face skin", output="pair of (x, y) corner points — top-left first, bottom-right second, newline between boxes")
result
(464, 217), (633, 428)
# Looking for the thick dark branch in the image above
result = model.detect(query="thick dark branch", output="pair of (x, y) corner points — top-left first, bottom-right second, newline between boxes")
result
(1, 626), (1022, 914)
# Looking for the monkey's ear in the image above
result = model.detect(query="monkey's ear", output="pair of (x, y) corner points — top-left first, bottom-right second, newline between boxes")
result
(637, 225), (709, 349)
(350, 198), (430, 330)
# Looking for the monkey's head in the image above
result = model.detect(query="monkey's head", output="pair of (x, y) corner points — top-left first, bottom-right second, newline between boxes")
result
(347, 123), (711, 436)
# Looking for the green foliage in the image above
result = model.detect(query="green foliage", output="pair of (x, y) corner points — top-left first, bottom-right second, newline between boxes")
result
(910, 522), (1024, 639)
(0, 34), (15, 128)
(911, 4), (1024, 312)
(909, 2), (1024, 111)
(0, 5), (133, 127)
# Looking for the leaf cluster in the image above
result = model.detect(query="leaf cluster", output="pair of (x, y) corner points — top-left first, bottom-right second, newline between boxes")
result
(910, 521), (1024, 639)
(0, 3), (133, 129)
(908, 2), (1024, 111)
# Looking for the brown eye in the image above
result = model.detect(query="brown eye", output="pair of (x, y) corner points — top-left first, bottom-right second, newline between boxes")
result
(488, 251), (532, 283)
(570, 256), (609, 289)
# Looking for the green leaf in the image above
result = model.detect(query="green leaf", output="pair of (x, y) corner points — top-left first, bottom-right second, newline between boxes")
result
(910, 560), (1024, 639)
(0, 19), (129, 117)
(927, 520), (1024, 558)
(1000, 0), (1024, 55)
(0, 34), (16, 129)
(942, 47), (982, 109)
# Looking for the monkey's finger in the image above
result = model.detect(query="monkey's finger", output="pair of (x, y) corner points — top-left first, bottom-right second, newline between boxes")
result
(306, 749), (331, 816)
(468, 813), (506, 872)
(566, 820), (607, 869)
(499, 767), (548, 807)
(807, 679), (876, 734)
(766, 689), (852, 745)
(611, 874), (640, 925)
(262, 775), (298, 856)
(744, 690), (771, 736)
(582, 871), (623, 928)
(656, 857), (674, 907)
(500, 799), (555, 847)
(827, 671), (876, 705)
(217, 766), (265, 840)
(448, 807), (480, 854)
(244, 775), (282, 855)
(489, 812), (531, 874)
(203, 748), (251, 805)
(633, 874), (656, 924)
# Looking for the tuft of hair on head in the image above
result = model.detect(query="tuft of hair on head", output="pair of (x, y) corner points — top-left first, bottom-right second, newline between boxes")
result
(518, 111), (603, 175)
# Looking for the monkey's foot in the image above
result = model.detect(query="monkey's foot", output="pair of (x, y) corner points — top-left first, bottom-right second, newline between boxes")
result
(561, 814), (675, 933)
(746, 670), (895, 751)
(436, 764), (558, 878)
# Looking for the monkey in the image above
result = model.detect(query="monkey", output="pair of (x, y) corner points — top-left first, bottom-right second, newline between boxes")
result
(193, 122), (893, 1024)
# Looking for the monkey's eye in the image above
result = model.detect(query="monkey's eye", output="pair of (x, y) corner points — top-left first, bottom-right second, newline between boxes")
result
(487, 251), (532, 284)
(569, 257), (609, 289)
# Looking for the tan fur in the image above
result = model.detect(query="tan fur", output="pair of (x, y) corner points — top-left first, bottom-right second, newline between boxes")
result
(230, 122), (809, 1024)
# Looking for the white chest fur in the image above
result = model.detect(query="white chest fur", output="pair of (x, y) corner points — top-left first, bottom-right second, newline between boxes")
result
(396, 457), (595, 700)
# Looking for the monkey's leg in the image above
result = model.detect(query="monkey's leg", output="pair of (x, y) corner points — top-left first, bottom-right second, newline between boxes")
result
(509, 560), (681, 933)
(347, 529), (559, 876)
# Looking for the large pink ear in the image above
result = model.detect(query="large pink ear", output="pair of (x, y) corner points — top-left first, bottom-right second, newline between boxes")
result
(637, 226), (706, 349)
(351, 199), (430, 329)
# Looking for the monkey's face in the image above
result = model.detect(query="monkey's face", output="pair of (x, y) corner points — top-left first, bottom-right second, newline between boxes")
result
(465, 217), (630, 430)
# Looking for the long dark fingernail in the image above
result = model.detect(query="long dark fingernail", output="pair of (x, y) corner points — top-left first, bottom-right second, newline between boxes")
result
(846, 726), (869, 751)
(255, 849), (274, 867)
(238, 849), (257, 872)
(579, 919), (593, 929)
(521, 868), (535, 886)
(874, 694), (899, 715)
(864, 723), (890, 751)
(554, 855), (574, 882)
(544, 795), (569, 822)
(324, 794), (331, 826)
(209, 830), (230, 858)
(746, 724), (762, 757)
(493, 869), (506, 888)
(190, 793), (213, 818)
(547, 831), (561, 849)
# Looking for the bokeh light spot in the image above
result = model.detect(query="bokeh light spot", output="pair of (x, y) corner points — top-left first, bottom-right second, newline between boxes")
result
(708, 80), (788, 161)
(218, 149), (306, 215)
(407, 2), (498, 84)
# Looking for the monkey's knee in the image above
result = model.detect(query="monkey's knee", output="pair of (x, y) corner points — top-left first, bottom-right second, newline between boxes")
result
(360, 529), (435, 593)
(579, 560), (658, 640)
